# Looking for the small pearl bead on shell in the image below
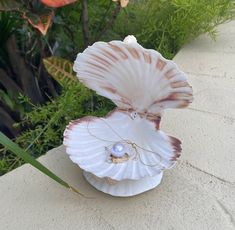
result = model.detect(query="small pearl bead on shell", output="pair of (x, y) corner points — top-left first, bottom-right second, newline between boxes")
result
(111, 143), (126, 158)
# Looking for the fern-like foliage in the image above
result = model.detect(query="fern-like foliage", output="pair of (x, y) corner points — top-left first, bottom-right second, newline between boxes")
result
(15, 84), (115, 157)
(43, 56), (78, 87)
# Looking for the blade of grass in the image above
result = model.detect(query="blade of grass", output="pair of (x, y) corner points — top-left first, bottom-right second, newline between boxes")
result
(0, 132), (82, 196)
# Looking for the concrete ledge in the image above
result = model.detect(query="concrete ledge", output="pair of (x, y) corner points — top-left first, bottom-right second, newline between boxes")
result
(1, 146), (234, 230)
(1, 21), (235, 230)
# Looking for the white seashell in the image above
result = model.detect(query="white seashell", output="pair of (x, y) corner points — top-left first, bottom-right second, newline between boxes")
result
(64, 35), (192, 196)
(73, 35), (193, 115)
(83, 171), (163, 197)
(63, 109), (181, 182)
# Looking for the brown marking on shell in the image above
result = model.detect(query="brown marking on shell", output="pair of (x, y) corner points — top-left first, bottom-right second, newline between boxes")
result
(63, 128), (70, 138)
(80, 116), (96, 123)
(63, 116), (97, 146)
(70, 116), (95, 126)
(143, 51), (152, 64)
(117, 108), (162, 129)
(91, 174), (118, 185)
(101, 85), (117, 94)
(111, 153), (129, 164)
(120, 97), (132, 106)
(147, 115), (161, 130)
(105, 177), (117, 185)
(178, 100), (191, 108)
(157, 92), (193, 104)
(65, 117), (96, 133)
(87, 61), (107, 72)
(165, 68), (177, 80)
(101, 49), (118, 62)
(156, 58), (167, 71)
(166, 93), (184, 101)
(142, 108), (148, 114)
(105, 108), (122, 118)
(171, 155), (181, 161)
(108, 43), (128, 59)
(66, 121), (80, 130)
(153, 118), (161, 130)
(85, 70), (105, 79)
(177, 93), (193, 102)
(170, 81), (189, 88)
(169, 136), (182, 161)
(148, 98), (161, 108)
(92, 54), (112, 68)
(126, 47), (140, 59)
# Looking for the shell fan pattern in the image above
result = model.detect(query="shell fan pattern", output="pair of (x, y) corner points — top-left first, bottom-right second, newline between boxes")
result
(63, 35), (193, 197)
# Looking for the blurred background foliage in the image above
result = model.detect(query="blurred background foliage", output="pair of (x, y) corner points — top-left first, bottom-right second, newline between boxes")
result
(0, 0), (235, 175)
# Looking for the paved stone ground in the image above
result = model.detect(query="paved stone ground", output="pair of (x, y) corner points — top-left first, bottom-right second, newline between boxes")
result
(0, 21), (235, 230)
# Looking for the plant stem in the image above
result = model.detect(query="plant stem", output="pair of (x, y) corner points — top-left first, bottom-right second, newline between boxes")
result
(0, 132), (83, 196)
(94, 1), (113, 36)
(25, 109), (60, 152)
(81, 0), (90, 48)
(95, 3), (121, 41)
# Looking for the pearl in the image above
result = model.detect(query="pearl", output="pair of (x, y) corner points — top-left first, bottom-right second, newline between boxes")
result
(123, 35), (137, 44)
(111, 143), (126, 158)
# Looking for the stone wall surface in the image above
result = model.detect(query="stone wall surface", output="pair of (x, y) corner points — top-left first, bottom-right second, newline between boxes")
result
(0, 21), (235, 230)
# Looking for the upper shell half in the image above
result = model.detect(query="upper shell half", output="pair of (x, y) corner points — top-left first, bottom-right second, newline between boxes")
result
(73, 35), (193, 115)
(63, 109), (181, 181)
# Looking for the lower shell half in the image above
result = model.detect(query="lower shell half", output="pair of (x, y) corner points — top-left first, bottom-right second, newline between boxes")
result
(63, 109), (182, 197)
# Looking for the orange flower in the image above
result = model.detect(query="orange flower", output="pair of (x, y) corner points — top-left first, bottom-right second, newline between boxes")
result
(40, 0), (77, 8)
(23, 11), (53, 35)
(112, 0), (129, 8)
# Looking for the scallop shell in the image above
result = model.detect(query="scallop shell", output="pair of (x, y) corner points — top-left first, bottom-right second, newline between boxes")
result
(64, 35), (192, 196)
(83, 171), (163, 197)
(73, 36), (193, 115)
(63, 109), (181, 181)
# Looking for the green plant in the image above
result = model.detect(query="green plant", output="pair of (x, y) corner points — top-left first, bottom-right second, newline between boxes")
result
(112, 0), (235, 58)
(15, 79), (114, 156)
(0, 0), (124, 174)
(0, 0), (80, 138)
(0, 132), (82, 195)
(0, 58), (114, 174)
(0, 0), (78, 35)
(0, 0), (125, 138)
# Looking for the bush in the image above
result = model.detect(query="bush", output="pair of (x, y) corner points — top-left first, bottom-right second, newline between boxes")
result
(113, 0), (235, 58)
(16, 83), (114, 156)
(0, 81), (114, 175)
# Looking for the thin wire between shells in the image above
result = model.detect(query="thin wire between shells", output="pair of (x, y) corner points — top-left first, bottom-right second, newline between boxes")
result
(86, 117), (163, 167)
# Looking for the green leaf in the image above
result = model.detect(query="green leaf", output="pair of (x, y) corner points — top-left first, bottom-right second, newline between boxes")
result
(0, 0), (21, 11)
(43, 56), (78, 87)
(0, 132), (82, 195)
(0, 89), (14, 110)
